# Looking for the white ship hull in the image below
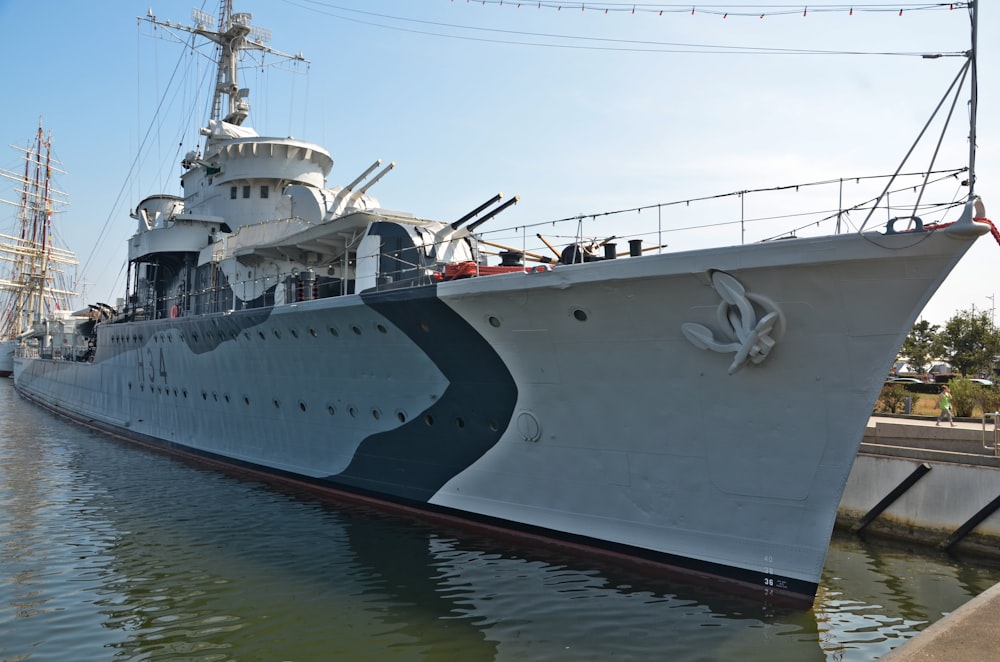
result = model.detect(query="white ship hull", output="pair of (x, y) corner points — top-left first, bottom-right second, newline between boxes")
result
(14, 222), (985, 604)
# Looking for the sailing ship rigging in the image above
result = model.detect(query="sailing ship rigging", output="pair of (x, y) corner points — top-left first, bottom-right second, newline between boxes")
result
(0, 122), (78, 377)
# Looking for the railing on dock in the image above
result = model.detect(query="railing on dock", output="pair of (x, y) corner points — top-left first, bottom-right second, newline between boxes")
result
(981, 412), (1000, 457)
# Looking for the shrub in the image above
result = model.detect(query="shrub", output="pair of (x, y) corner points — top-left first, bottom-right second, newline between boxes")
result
(982, 387), (1000, 416)
(946, 378), (992, 418)
(877, 383), (909, 414)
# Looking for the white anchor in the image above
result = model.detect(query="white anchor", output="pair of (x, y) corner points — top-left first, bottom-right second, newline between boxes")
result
(681, 271), (784, 375)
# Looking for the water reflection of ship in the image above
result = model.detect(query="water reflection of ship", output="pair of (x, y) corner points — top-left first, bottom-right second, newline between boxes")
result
(0, 121), (78, 377)
(6, 387), (1000, 661)
(0, 396), (814, 659)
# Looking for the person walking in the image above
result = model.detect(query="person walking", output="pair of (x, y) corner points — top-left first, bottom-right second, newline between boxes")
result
(936, 385), (955, 427)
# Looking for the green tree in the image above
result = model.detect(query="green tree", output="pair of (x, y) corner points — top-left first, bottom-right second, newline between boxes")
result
(900, 319), (939, 374)
(934, 309), (1000, 377)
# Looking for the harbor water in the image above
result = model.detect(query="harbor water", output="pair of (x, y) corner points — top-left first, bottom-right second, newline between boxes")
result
(2, 379), (999, 661)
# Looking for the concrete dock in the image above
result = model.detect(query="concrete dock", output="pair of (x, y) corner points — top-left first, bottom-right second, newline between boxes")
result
(879, 579), (1000, 661)
(841, 416), (1000, 553)
(845, 415), (1000, 660)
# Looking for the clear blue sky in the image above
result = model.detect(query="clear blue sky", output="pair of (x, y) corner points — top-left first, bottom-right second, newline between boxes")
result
(0, 1), (995, 326)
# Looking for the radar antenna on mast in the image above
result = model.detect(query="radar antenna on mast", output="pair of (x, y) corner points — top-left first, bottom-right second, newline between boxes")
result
(141, 2), (307, 127)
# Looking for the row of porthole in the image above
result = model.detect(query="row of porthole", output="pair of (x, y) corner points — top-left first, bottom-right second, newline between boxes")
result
(237, 321), (392, 343)
(107, 306), (590, 346)
(108, 321), (393, 346)
(487, 309), (588, 327)
(128, 380), (499, 431)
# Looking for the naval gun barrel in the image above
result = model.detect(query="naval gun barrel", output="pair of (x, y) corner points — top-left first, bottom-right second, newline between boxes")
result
(452, 193), (503, 230)
(467, 195), (520, 232)
(345, 159), (382, 191)
(358, 161), (395, 193)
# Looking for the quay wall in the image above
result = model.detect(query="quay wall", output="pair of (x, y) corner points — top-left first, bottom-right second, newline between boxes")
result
(835, 418), (1000, 555)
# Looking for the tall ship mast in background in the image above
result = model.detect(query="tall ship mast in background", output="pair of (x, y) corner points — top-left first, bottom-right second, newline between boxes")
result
(0, 122), (78, 377)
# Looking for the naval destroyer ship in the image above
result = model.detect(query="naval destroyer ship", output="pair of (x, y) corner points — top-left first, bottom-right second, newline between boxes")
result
(12, 2), (992, 605)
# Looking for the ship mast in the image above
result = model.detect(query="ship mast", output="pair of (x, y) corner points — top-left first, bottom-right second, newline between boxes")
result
(0, 121), (78, 340)
(145, 1), (306, 130)
(966, 1), (978, 200)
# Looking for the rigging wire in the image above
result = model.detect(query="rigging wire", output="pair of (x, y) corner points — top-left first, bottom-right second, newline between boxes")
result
(480, 167), (969, 241)
(281, 0), (969, 56)
(77, 24), (196, 294)
(450, 2), (966, 16)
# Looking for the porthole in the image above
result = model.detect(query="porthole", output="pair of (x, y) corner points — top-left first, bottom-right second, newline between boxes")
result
(328, 327), (339, 337)
(455, 417), (465, 429)
(327, 404), (336, 416)
(351, 325), (362, 336)
(424, 414), (434, 426)
(212, 392), (219, 402)
(243, 331), (251, 340)
(572, 308), (588, 322)
(348, 406), (358, 418)
(128, 382), (132, 391)
(182, 389), (188, 398)
(244, 395), (251, 406)
(258, 330), (266, 340)
(273, 329), (282, 339)
(202, 391), (208, 400)
(396, 410), (407, 423)
(273, 398), (281, 409)
(298, 401), (307, 412)
(192, 332), (199, 341)
(224, 393), (230, 403)
(371, 408), (381, 421)
(290, 328), (299, 338)
(488, 316), (501, 328)
(488, 420), (499, 432)
(376, 323), (387, 334)
(309, 328), (318, 337)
